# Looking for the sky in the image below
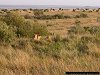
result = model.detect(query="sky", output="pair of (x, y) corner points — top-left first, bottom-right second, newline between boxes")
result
(0, 0), (100, 6)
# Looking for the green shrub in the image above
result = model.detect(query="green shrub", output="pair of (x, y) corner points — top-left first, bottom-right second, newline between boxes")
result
(34, 14), (71, 20)
(31, 38), (62, 59)
(49, 42), (62, 59)
(53, 14), (64, 19)
(33, 9), (44, 16)
(3, 12), (48, 37)
(74, 13), (88, 18)
(32, 23), (48, 36)
(89, 26), (100, 35)
(4, 12), (25, 27)
(74, 15), (80, 18)
(0, 21), (15, 43)
(11, 39), (28, 49)
(80, 13), (88, 18)
(16, 21), (34, 37)
(24, 14), (32, 19)
(64, 15), (71, 18)
(77, 41), (89, 55)
(83, 27), (90, 32)
(34, 15), (53, 20)
(68, 20), (85, 34)
(81, 36), (94, 43)
(16, 21), (48, 37)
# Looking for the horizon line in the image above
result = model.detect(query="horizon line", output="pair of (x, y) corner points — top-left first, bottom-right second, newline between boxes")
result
(0, 5), (100, 6)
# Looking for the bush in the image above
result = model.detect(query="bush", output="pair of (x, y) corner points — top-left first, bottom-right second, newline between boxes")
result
(80, 13), (88, 18)
(34, 15), (53, 20)
(3, 12), (34, 37)
(32, 23), (48, 36)
(64, 15), (71, 18)
(4, 12), (25, 27)
(34, 14), (71, 20)
(3, 12), (48, 37)
(53, 14), (64, 19)
(68, 20), (85, 34)
(88, 26), (100, 35)
(74, 13), (88, 18)
(81, 36), (94, 43)
(16, 21), (34, 37)
(24, 14), (32, 19)
(74, 15), (80, 18)
(16, 21), (48, 37)
(12, 39), (28, 49)
(33, 9), (44, 16)
(0, 21), (15, 43)
(49, 42), (62, 59)
(77, 41), (89, 55)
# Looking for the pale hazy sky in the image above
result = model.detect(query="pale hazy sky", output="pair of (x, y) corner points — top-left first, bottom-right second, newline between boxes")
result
(0, 0), (100, 6)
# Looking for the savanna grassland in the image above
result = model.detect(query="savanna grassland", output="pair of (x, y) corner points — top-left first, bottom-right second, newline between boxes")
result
(0, 8), (100, 75)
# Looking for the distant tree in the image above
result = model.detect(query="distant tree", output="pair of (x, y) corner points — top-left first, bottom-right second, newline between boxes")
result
(96, 9), (99, 12)
(72, 9), (76, 12)
(1, 9), (8, 12)
(23, 9), (27, 11)
(29, 8), (33, 11)
(44, 9), (49, 12)
(59, 8), (62, 10)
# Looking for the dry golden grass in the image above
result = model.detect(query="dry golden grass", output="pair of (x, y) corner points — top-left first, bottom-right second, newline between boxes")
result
(0, 44), (100, 75)
(0, 9), (100, 75)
